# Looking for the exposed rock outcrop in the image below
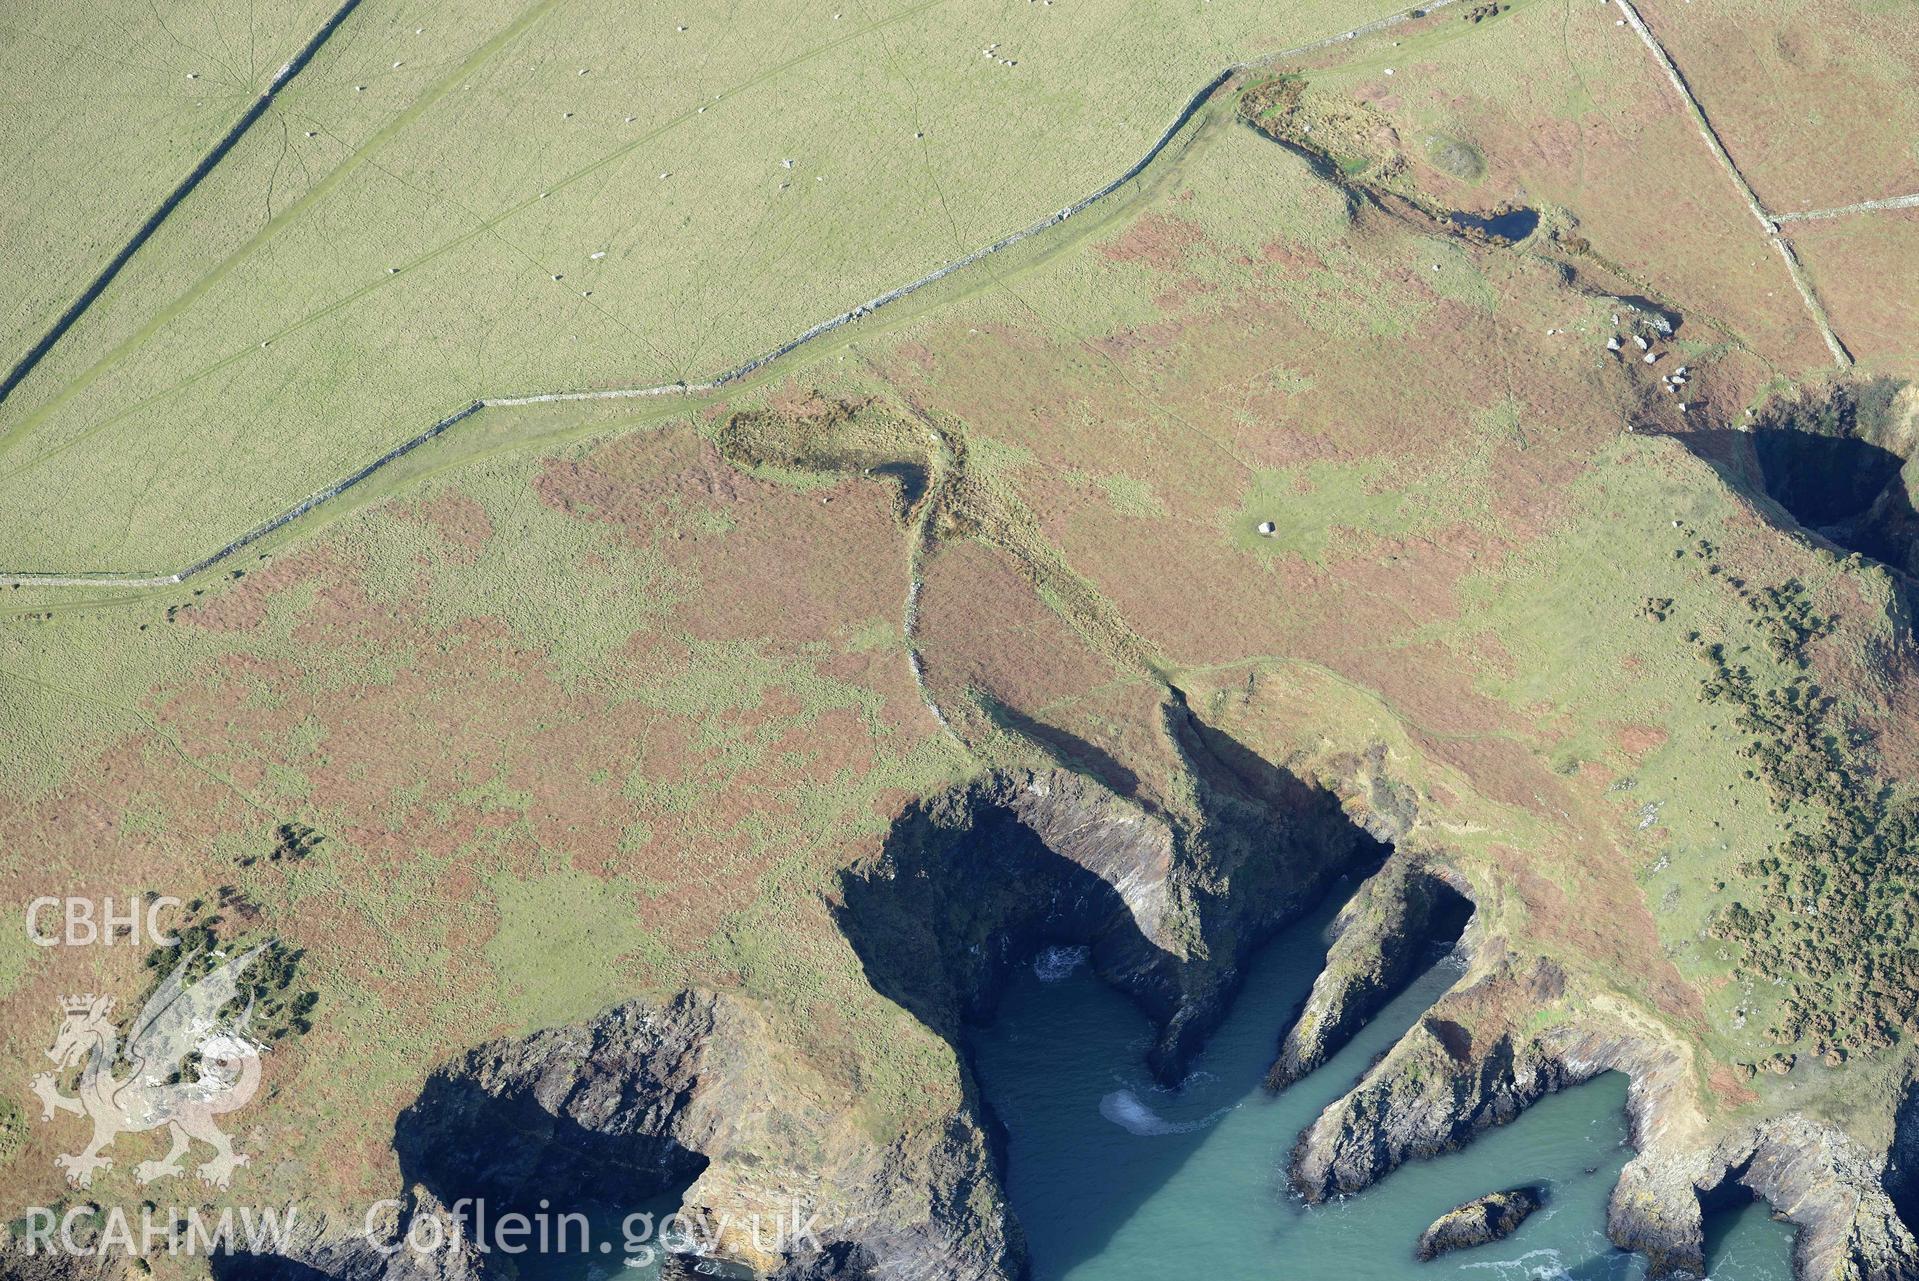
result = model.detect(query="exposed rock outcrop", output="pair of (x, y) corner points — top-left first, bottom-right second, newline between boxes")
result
(1289, 956), (1592, 1202)
(1290, 1011), (1590, 1201)
(1736, 1116), (1919, 1281)
(197, 992), (1012, 1281)
(1888, 1075), (1919, 1249)
(0, 1242), (120, 1281)
(208, 1191), (484, 1281)
(1266, 853), (1472, 1090)
(1290, 972), (1919, 1281)
(1565, 1023), (1919, 1281)
(390, 992), (1016, 1281)
(1414, 1185), (1545, 1260)
(839, 748), (1386, 1085)
(393, 994), (717, 1221)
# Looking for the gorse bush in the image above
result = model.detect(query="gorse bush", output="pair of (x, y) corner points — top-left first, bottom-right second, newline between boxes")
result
(1699, 578), (1918, 1061)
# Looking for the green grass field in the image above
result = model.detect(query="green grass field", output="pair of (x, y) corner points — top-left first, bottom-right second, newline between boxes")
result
(0, 0), (1431, 573)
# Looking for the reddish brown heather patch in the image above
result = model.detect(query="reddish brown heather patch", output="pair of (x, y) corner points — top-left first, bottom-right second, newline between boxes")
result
(1091, 314), (1189, 363)
(1575, 759), (1621, 795)
(1492, 843), (1707, 1031)
(387, 489), (494, 561)
(1397, 720), (1569, 821)
(1098, 212), (1207, 272)
(1613, 723), (1670, 760)
(1259, 239), (1324, 273)
(1708, 1060), (1760, 1109)
(1630, 0), (1919, 210)
(179, 539), (348, 634)
(1791, 210), (1919, 371)
(917, 537), (1128, 715)
(664, 476), (906, 648)
(1151, 276), (1219, 316)
(534, 430), (747, 532)
(1352, 86), (1403, 114)
(1046, 510), (1290, 667)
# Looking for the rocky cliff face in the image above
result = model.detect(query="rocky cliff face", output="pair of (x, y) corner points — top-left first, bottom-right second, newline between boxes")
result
(1286, 956), (1919, 1281)
(181, 736), (1919, 1281)
(185, 715), (1396, 1281)
(392, 992), (1020, 1281)
(1290, 1006), (1591, 1200)
(1265, 853), (1472, 1090)
(393, 994), (716, 1220)
(191, 992), (1008, 1281)
(838, 747), (1387, 1086)
(1734, 1115), (1919, 1281)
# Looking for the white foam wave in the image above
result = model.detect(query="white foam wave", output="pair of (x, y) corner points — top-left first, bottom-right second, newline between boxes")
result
(1097, 1089), (1234, 1136)
(1459, 1246), (1570, 1278)
(1033, 945), (1090, 983)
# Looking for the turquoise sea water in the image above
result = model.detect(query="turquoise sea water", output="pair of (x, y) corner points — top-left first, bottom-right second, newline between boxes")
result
(969, 910), (1796, 1281)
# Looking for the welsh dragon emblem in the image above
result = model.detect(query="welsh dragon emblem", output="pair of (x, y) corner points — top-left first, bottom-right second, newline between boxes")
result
(31, 945), (266, 1188)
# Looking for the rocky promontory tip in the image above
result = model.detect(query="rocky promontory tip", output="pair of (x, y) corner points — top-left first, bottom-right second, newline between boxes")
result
(1415, 1186), (1546, 1261)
